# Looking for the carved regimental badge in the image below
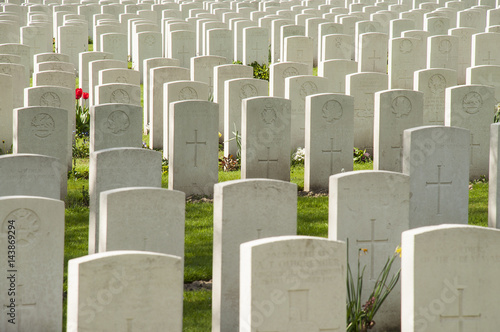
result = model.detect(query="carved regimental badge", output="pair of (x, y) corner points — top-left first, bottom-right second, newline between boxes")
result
(428, 74), (446, 95)
(462, 91), (483, 114)
(282, 66), (299, 78)
(399, 39), (413, 54)
(3, 209), (40, 247)
(261, 104), (277, 124)
(239, 84), (258, 99)
(179, 87), (198, 100)
(322, 100), (343, 123)
(299, 81), (318, 98)
(438, 39), (452, 54)
(110, 89), (130, 104)
(40, 92), (61, 108)
(31, 113), (55, 138)
(106, 110), (130, 135)
(391, 96), (412, 118)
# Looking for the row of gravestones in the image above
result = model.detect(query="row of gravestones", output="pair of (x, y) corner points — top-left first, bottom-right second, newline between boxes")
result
(0, 164), (499, 330)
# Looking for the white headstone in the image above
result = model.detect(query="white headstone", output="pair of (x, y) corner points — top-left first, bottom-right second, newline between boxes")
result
(329, 170), (410, 331)
(402, 126), (470, 228)
(414, 68), (458, 126)
(0, 196), (65, 331)
(305, 93), (354, 191)
(445, 84), (495, 179)
(89, 148), (162, 253)
(90, 103), (142, 153)
(67, 251), (183, 331)
(99, 187), (185, 257)
(168, 100), (219, 197)
(240, 236), (346, 332)
(212, 178), (297, 332)
(401, 225), (500, 332)
(374, 89), (424, 172)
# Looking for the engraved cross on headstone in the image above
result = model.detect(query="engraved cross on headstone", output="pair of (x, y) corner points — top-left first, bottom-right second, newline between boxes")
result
(368, 49), (381, 72)
(440, 288), (481, 332)
(356, 219), (389, 280)
(177, 44), (190, 57)
(258, 147), (279, 178)
(322, 137), (342, 174)
(186, 129), (207, 167)
(391, 133), (403, 163)
(482, 51), (496, 65)
(425, 164), (452, 215)
(470, 133), (480, 166)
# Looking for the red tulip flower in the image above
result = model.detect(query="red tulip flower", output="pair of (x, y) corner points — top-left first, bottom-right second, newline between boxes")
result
(82, 92), (89, 100)
(75, 88), (83, 99)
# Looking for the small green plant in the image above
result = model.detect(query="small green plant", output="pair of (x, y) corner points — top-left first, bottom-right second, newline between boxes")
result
(249, 61), (269, 81)
(494, 103), (500, 123)
(72, 136), (89, 159)
(353, 148), (372, 163)
(346, 243), (401, 332)
(0, 140), (12, 155)
(162, 158), (168, 175)
(233, 60), (270, 81)
(224, 124), (242, 159)
(291, 147), (305, 166)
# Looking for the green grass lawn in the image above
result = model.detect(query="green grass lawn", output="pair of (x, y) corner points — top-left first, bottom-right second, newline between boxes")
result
(63, 157), (489, 331)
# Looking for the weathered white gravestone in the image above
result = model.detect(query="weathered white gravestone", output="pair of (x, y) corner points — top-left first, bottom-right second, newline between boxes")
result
(0, 63), (26, 108)
(90, 103), (142, 153)
(33, 70), (75, 90)
(402, 126), (470, 229)
(99, 68), (140, 86)
(346, 72), (389, 153)
(89, 148), (162, 253)
(269, 62), (309, 98)
(401, 225), (500, 332)
(213, 64), (253, 138)
(466, 65), (500, 103)
(132, 31), (162, 76)
(449, 27), (478, 85)
(79, 51), (113, 94)
(240, 236), (346, 332)
(168, 100), (219, 197)
(14, 106), (69, 200)
(427, 35), (458, 71)
(142, 57), (180, 131)
(445, 84), (495, 179)
(163, 80), (209, 157)
(0, 196), (64, 331)
(414, 68), (458, 126)
(241, 96), (292, 181)
(190, 55), (228, 98)
(243, 26), (268, 65)
(224, 78), (268, 158)
(285, 75), (330, 150)
(374, 89), (424, 172)
(358, 32), (389, 73)
(99, 187), (185, 258)
(388, 37), (425, 90)
(305, 93), (354, 192)
(283, 36), (313, 74)
(471, 32), (500, 67)
(88, 59), (127, 106)
(94, 83), (141, 106)
(148, 66), (189, 149)
(100, 33), (127, 63)
(67, 251), (183, 331)
(212, 179), (297, 332)
(329, 170), (409, 331)
(0, 154), (61, 200)
(318, 59), (358, 93)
